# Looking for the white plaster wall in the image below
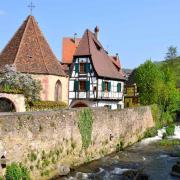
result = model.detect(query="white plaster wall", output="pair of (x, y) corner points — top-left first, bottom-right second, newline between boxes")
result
(96, 100), (124, 110)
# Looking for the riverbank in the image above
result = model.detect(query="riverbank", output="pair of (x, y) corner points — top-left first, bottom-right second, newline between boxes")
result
(59, 125), (180, 180)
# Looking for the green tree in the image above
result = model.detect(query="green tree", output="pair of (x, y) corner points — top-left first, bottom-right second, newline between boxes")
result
(135, 60), (163, 105)
(159, 64), (180, 114)
(135, 60), (180, 123)
(165, 46), (177, 60)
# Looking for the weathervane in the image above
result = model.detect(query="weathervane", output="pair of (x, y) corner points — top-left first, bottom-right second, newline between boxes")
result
(28, 1), (35, 15)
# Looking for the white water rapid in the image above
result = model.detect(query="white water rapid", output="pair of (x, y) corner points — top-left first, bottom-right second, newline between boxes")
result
(140, 125), (180, 145)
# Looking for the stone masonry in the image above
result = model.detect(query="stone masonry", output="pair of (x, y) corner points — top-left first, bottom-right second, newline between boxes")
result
(0, 106), (154, 179)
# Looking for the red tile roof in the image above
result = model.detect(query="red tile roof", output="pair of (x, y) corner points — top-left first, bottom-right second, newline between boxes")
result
(62, 38), (81, 64)
(74, 29), (125, 80)
(0, 15), (66, 76)
(109, 55), (121, 70)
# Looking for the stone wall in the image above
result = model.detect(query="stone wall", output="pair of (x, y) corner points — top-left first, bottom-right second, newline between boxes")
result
(0, 106), (154, 179)
(0, 93), (26, 112)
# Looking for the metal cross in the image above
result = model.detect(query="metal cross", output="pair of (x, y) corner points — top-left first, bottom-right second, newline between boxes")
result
(28, 2), (35, 15)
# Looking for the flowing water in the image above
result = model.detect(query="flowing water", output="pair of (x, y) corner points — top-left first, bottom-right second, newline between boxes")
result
(59, 126), (180, 180)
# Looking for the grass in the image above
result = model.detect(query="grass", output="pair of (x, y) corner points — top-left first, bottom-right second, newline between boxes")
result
(116, 140), (124, 152)
(166, 124), (175, 136)
(158, 139), (180, 146)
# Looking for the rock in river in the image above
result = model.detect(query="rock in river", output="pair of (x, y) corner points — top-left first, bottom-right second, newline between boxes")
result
(57, 164), (70, 176)
(171, 161), (180, 177)
(122, 170), (149, 180)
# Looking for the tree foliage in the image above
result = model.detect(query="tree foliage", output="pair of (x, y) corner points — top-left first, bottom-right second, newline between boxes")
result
(165, 46), (177, 60)
(135, 60), (163, 105)
(159, 64), (179, 114)
(0, 65), (42, 101)
(135, 60), (179, 116)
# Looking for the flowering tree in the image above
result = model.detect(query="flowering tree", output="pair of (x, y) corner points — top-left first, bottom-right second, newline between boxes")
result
(0, 65), (42, 101)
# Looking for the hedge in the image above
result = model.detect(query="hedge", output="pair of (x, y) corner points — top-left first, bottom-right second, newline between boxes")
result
(26, 101), (67, 111)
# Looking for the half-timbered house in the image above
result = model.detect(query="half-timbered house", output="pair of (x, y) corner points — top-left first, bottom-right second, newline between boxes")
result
(69, 27), (125, 109)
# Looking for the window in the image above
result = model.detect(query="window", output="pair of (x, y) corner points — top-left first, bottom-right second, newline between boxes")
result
(132, 97), (139, 104)
(104, 105), (112, 109)
(74, 80), (90, 91)
(79, 81), (86, 91)
(117, 104), (121, 109)
(105, 82), (108, 91)
(85, 80), (90, 91)
(117, 83), (121, 92)
(74, 80), (79, 91)
(54, 80), (62, 101)
(79, 63), (85, 73)
(75, 63), (79, 73)
(102, 81), (111, 92)
(93, 86), (97, 91)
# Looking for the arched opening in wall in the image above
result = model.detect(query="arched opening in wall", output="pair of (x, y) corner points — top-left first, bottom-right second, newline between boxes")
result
(1, 155), (6, 169)
(54, 80), (62, 101)
(0, 98), (16, 112)
(72, 102), (89, 108)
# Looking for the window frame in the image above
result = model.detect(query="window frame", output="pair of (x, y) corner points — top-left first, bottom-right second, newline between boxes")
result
(79, 63), (85, 74)
(79, 80), (86, 92)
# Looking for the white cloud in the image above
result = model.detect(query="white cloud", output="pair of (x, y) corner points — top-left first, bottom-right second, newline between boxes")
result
(0, 10), (6, 16)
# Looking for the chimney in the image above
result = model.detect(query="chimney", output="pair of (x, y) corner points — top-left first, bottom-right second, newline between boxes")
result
(73, 33), (77, 44)
(115, 53), (119, 61)
(94, 26), (99, 40)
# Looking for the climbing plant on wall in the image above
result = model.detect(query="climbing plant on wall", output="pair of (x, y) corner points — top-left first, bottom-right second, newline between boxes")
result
(78, 108), (93, 149)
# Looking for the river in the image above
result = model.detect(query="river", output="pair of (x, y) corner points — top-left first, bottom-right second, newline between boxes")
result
(59, 126), (180, 180)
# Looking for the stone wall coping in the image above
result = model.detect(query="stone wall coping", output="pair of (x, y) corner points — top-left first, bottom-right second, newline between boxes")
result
(0, 106), (150, 117)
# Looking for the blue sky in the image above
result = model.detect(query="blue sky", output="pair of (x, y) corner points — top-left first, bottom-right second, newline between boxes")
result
(0, 0), (180, 69)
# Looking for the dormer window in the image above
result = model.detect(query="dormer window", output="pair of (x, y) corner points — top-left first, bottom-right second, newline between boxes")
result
(80, 63), (85, 73)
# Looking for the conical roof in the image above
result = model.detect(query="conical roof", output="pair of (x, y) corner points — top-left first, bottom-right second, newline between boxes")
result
(0, 15), (66, 76)
(74, 29), (124, 80)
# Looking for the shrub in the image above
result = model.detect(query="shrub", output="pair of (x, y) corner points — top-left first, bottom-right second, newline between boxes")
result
(151, 104), (162, 128)
(144, 127), (158, 138)
(166, 124), (175, 136)
(161, 111), (174, 125)
(0, 65), (42, 101)
(26, 101), (67, 111)
(116, 140), (124, 152)
(162, 132), (167, 139)
(20, 165), (30, 180)
(5, 163), (30, 180)
(151, 104), (175, 128)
